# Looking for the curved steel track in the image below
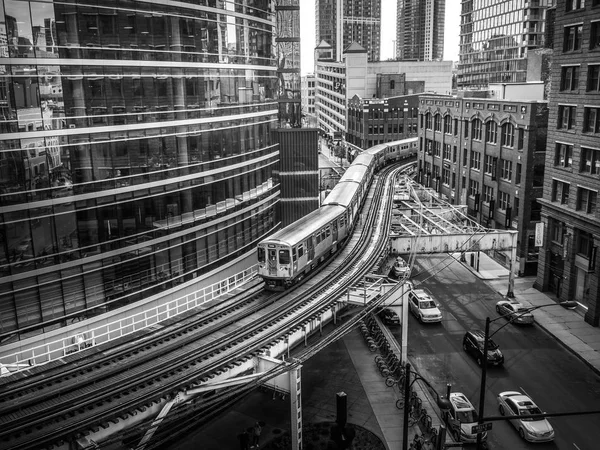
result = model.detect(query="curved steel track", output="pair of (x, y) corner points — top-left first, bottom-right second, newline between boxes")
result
(0, 163), (411, 450)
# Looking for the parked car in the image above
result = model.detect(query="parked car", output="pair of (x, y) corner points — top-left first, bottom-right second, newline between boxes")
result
(391, 256), (411, 278)
(462, 330), (504, 366)
(408, 289), (442, 323)
(378, 308), (400, 325)
(496, 300), (534, 325)
(497, 391), (554, 442)
(446, 392), (487, 443)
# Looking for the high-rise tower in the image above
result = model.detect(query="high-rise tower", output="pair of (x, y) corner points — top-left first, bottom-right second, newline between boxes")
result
(457, 0), (553, 88)
(395, 0), (445, 61)
(316, 0), (381, 62)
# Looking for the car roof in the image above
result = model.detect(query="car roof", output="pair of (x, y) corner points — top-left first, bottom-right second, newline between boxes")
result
(466, 329), (485, 340)
(449, 393), (475, 411)
(411, 289), (431, 299)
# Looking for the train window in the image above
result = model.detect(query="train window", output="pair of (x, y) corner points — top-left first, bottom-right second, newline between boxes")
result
(279, 249), (290, 265)
(298, 244), (304, 257)
(321, 230), (326, 241)
(326, 226), (331, 237)
(292, 247), (297, 262)
(268, 249), (276, 261)
(316, 234), (321, 245)
(258, 247), (265, 262)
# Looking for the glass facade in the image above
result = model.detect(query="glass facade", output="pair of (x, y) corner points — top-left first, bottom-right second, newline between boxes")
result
(0, 0), (283, 340)
(396, 0), (445, 62)
(316, 0), (381, 63)
(458, 0), (552, 88)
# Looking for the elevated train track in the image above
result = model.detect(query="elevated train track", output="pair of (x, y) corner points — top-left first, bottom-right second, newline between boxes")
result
(0, 162), (414, 450)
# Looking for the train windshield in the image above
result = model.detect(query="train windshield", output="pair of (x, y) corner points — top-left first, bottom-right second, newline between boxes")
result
(257, 247), (265, 262)
(278, 249), (291, 265)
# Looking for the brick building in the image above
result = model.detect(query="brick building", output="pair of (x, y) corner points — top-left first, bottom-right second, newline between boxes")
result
(535, 0), (600, 326)
(418, 90), (548, 276)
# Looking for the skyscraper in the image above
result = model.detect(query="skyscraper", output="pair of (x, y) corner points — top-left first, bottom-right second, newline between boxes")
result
(457, 0), (553, 88)
(315, 0), (381, 62)
(0, 1), (298, 365)
(395, 0), (445, 61)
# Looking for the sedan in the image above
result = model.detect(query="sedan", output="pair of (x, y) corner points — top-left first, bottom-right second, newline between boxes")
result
(496, 300), (534, 325)
(497, 391), (554, 442)
(378, 308), (400, 326)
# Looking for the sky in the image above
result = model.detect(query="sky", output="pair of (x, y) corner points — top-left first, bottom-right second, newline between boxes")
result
(300, 0), (460, 75)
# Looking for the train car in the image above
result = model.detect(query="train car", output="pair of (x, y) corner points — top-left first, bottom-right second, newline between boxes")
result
(257, 205), (346, 290)
(257, 137), (419, 290)
(383, 138), (418, 163)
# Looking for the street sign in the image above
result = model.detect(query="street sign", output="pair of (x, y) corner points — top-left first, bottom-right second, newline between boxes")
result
(471, 422), (493, 434)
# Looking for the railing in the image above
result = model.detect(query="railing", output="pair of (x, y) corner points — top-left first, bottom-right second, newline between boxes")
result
(0, 265), (258, 375)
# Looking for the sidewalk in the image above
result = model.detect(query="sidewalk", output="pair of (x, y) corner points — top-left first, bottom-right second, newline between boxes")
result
(456, 252), (600, 375)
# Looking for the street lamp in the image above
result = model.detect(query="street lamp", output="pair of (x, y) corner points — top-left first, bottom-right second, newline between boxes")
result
(403, 362), (451, 450)
(475, 302), (574, 449)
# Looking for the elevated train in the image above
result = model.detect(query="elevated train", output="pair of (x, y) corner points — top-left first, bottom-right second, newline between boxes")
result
(257, 137), (418, 290)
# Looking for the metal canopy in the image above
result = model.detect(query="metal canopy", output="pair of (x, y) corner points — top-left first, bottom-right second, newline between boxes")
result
(388, 175), (518, 296)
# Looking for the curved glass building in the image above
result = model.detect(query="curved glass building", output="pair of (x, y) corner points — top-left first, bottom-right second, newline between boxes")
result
(0, 0), (285, 354)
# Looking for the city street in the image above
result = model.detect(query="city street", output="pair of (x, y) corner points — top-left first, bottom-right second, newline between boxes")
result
(396, 255), (600, 450)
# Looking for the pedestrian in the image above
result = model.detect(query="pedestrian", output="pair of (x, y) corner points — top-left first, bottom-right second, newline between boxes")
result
(252, 422), (262, 447)
(237, 428), (250, 450)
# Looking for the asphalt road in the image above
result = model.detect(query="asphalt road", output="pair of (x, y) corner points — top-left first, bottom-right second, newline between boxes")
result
(395, 254), (600, 450)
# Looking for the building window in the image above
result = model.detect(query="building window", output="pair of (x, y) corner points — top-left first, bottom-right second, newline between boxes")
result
(484, 155), (494, 175)
(560, 66), (579, 91)
(501, 123), (515, 147)
(434, 141), (441, 157)
(563, 24), (583, 52)
(390, 80), (395, 90)
(583, 107), (600, 133)
(591, 21), (600, 50)
(468, 179), (480, 197)
(454, 118), (459, 136)
(557, 105), (576, 129)
(453, 146), (457, 163)
(499, 191), (510, 210)
(472, 119), (482, 140)
(444, 115), (452, 134)
(485, 121), (498, 143)
(425, 113), (432, 130)
(577, 188), (598, 214)
(517, 128), (524, 150)
(515, 163), (522, 184)
(552, 180), (570, 205)
(470, 150), (481, 170)
(580, 147), (600, 175)
(588, 65), (600, 91)
(442, 168), (450, 186)
(443, 143), (452, 160)
(566, 0), (585, 11)
(464, 119), (469, 137)
(551, 219), (566, 244)
(500, 159), (512, 181)
(434, 114), (442, 132)
(577, 230), (594, 259)
(555, 143), (573, 168)
(483, 185), (494, 203)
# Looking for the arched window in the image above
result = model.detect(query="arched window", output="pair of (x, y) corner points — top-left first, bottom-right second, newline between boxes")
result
(485, 121), (498, 143)
(472, 119), (483, 140)
(502, 123), (515, 147)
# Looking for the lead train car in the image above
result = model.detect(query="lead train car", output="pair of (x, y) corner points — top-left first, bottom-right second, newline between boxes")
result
(257, 137), (418, 290)
(257, 204), (347, 290)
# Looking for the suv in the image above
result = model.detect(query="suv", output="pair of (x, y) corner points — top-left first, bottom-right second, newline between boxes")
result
(446, 392), (487, 443)
(463, 330), (504, 366)
(408, 289), (442, 323)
